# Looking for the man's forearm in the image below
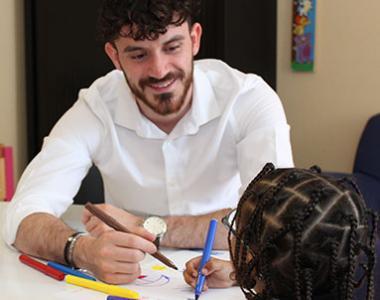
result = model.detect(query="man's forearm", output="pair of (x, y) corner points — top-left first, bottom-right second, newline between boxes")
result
(14, 213), (75, 263)
(161, 208), (233, 250)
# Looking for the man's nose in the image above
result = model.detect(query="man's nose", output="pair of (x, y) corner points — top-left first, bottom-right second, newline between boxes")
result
(148, 53), (169, 79)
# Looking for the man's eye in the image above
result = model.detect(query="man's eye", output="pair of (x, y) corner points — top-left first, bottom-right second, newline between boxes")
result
(166, 45), (180, 52)
(131, 53), (146, 61)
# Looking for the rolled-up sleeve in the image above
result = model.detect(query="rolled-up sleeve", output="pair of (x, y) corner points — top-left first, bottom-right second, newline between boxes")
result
(2, 98), (102, 246)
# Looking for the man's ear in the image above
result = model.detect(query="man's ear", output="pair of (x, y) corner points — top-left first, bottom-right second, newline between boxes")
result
(190, 23), (202, 56)
(105, 42), (122, 70)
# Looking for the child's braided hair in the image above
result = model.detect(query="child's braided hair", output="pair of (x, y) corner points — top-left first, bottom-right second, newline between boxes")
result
(228, 163), (378, 300)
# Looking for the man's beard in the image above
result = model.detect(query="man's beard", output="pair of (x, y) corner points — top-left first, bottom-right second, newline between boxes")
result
(123, 64), (193, 116)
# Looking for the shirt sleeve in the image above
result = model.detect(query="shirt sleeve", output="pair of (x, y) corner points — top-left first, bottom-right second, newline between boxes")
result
(2, 98), (103, 247)
(234, 77), (294, 195)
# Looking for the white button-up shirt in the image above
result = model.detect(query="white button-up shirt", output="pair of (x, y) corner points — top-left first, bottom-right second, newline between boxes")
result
(3, 59), (293, 246)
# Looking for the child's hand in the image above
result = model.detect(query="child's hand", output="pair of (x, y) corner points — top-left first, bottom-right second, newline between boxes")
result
(183, 256), (236, 290)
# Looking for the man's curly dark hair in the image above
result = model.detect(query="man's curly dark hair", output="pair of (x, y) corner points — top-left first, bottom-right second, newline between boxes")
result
(97, 0), (201, 43)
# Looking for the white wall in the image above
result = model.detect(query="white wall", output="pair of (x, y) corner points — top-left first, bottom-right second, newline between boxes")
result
(278, 0), (380, 172)
(0, 0), (26, 178)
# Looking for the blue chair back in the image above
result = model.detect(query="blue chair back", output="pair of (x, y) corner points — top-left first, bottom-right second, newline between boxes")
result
(354, 114), (380, 181)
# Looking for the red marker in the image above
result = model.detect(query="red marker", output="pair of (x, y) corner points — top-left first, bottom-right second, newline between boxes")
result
(19, 254), (65, 281)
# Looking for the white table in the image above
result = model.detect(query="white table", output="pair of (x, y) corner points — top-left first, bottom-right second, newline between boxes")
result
(0, 203), (245, 300)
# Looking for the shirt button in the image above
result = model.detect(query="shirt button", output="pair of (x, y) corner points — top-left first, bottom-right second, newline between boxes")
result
(163, 140), (171, 150)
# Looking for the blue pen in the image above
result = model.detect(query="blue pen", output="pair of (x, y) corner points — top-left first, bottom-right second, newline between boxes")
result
(47, 261), (96, 281)
(195, 219), (218, 300)
(107, 296), (133, 300)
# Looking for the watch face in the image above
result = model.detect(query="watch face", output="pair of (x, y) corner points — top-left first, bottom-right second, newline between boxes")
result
(143, 216), (167, 236)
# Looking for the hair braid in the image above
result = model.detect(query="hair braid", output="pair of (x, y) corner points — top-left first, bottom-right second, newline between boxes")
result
(304, 268), (313, 300)
(244, 163), (275, 194)
(255, 172), (297, 242)
(231, 204), (255, 297)
(293, 220), (304, 300)
(299, 190), (323, 222)
(365, 210), (378, 300)
(329, 240), (339, 297)
(345, 215), (358, 300)
(309, 165), (322, 173)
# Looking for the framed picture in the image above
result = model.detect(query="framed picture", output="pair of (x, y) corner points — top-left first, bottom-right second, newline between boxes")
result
(291, 0), (316, 72)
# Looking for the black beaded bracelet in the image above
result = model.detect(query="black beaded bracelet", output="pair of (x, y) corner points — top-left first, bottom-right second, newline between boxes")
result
(64, 232), (84, 267)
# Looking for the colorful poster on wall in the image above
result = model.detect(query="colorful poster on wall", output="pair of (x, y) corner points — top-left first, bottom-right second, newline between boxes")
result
(291, 0), (316, 72)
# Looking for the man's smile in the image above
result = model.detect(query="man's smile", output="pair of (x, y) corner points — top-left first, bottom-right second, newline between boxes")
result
(148, 78), (177, 92)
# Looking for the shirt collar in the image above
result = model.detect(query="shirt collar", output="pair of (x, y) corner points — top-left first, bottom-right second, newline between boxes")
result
(182, 65), (221, 134)
(113, 64), (222, 139)
(113, 74), (166, 139)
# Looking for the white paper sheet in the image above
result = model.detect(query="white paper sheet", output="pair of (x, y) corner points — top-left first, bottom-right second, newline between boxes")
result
(53, 249), (244, 300)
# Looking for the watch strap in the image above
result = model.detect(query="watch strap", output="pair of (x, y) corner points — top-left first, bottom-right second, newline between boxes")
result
(64, 232), (85, 267)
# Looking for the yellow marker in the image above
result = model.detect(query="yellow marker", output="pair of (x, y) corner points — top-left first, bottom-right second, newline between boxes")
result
(152, 265), (167, 271)
(65, 275), (139, 299)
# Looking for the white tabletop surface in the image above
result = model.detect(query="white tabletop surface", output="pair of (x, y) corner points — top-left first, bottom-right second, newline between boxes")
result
(0, 202), (245, 300)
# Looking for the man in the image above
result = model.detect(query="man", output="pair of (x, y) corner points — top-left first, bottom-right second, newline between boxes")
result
(3, 0), (293, 284)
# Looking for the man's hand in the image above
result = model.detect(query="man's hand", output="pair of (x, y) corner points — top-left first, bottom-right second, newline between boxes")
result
(80, 203), (161, 283)
(82, 204), (152, 240)
(183, 256), (236, 289)
(14, 210), (158, 285)
(75, 230), (157, 284)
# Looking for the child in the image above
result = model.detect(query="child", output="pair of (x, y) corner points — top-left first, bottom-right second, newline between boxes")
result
(184, 163), (378, 300)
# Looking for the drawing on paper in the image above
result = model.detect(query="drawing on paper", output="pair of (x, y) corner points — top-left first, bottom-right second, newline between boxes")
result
(136, 272), (170, 287)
